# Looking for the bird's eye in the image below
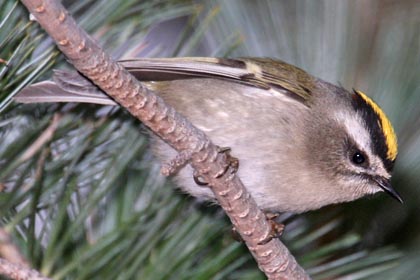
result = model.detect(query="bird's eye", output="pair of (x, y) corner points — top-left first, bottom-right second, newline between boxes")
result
(352, 151), (365, 165)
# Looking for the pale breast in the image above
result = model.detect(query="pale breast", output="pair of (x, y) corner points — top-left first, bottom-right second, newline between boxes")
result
(149, 78), (309, 210)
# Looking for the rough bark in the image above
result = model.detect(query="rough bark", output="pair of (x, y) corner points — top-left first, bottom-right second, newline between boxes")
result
(0, 258), (51, 280)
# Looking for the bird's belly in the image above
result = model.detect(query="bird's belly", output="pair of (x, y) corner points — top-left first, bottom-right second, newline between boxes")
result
(149, 78), (307, 211)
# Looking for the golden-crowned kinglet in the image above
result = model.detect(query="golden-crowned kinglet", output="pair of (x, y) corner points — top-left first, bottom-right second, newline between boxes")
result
(15, 57), (402, 213)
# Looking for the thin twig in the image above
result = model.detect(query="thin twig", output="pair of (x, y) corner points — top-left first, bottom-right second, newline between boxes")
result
(19, 0), (310, 278)
(18, 113), (61, 163)
(0, 229), (30, 268)
(0, 258), (50, 280)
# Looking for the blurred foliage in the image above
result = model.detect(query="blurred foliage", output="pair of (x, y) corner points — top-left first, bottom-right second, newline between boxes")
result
(0, 1), (57, 112)
(1, 0), (419, 279)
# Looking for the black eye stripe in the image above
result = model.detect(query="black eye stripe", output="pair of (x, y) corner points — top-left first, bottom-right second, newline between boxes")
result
(351, 90), (395, 172)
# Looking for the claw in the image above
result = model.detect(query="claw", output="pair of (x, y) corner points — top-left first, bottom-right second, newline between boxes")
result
(258, 212), (285, 245)
(193, 146), (239, 186)
(215, 146), (239, 178)
(193, 170), (209, 186)
(231, 226), (244, 243)
(231, 213), (285, 245)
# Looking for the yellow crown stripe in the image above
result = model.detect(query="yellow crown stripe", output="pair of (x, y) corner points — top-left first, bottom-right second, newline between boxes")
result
(356, 90), (398, 161)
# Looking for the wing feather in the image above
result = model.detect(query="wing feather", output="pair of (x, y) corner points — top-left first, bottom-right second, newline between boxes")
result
(15, 57), (317, 105)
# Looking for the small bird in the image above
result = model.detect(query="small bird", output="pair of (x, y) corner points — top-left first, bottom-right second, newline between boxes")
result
(15, 57), (403, 213)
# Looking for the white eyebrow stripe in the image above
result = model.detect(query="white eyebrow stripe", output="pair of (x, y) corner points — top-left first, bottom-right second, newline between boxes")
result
(335, 110), (371, 153)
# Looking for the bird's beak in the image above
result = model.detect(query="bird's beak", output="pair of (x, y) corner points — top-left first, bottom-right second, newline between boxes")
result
(374, 176), (403, 204)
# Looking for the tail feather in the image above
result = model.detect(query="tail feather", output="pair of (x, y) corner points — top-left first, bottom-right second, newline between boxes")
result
(14, 71), (116, 106)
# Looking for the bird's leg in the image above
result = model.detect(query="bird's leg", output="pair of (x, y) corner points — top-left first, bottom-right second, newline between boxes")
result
(193, 146), (239, 186)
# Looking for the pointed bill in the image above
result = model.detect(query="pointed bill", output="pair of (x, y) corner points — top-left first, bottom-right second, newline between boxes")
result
(374, 176), (403, 204)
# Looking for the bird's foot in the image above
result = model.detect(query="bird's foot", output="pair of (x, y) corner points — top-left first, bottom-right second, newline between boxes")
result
(258, 212), (285, 245)
(231, 212), (285, 245)
(193, 146), (239, 186)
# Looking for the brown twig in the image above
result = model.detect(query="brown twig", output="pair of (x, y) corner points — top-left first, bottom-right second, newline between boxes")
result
(0, 229), (30, 269)
(0, 258), (50, 280)
(18, 113), (61, 163)
(19, 0), (310, 278)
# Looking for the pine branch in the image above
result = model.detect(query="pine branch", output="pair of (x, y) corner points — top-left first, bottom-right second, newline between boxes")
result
(0, 228), (29, 269)
(19, 0), (309, 279)
(0, 258), (50, 280)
